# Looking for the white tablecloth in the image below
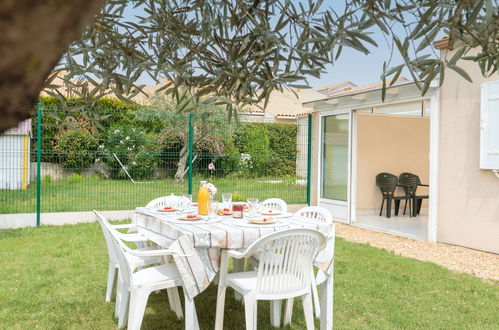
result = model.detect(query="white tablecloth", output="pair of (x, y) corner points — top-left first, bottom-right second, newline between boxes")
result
(134, 207), (335, 299)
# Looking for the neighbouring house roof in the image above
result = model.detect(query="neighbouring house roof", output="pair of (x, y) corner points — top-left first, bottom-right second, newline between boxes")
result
(327, 77), (409, 98)
(316, 81), (357, 96)
(242, 87), (326, 118)
(301, 77), (411, 108)
(433, 36), (450, 50)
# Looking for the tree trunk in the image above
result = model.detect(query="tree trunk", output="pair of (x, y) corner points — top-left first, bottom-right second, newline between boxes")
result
(0, 0), (106, 133)
(174, 133), (190, 184)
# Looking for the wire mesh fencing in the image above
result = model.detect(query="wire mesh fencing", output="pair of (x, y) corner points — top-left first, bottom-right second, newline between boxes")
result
(0, 103), (311, 221)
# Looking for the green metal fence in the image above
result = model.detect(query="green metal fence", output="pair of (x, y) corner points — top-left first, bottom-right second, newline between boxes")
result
(0, 103), (311, 224)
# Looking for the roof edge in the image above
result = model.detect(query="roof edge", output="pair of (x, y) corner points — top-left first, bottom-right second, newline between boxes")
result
(433, 37), (449, 50)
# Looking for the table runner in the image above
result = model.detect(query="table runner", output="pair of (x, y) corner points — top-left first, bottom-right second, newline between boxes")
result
(134, 207), (335, 299)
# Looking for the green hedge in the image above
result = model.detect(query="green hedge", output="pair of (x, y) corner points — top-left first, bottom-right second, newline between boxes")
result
(233, 122), (297, 176)
(31, 98), (299, 178)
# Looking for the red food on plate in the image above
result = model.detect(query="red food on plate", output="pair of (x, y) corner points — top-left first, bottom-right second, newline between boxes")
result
(164, 206), (173, 210)
(263, 218), (268, 222)
(187, 215), (196, 219)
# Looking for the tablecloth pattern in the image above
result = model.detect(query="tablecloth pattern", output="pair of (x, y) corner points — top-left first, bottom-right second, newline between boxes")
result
(134, 207), (335, 299)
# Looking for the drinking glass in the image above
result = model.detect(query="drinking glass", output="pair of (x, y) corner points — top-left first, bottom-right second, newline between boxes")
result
(182, 194), (192, 208)
(222, 193), (232, 209)
(247, 198), (259, 216)
(209, 200), (219, 219)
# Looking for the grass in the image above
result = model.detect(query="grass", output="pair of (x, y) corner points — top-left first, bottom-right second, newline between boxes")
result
(0, 175), (306, 214)
(0, 223), (497, 329)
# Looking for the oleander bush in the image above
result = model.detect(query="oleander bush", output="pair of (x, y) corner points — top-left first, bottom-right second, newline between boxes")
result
(100, 126), (159, 180)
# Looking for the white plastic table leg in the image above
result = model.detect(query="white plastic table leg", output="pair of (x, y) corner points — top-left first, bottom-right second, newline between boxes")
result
(270, 300), (282, 327)
(232, 258), (245, 302)
(319, 273), (334, 330)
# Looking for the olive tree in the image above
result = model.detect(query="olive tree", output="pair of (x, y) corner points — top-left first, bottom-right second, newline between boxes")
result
(1, 0), (497, 132)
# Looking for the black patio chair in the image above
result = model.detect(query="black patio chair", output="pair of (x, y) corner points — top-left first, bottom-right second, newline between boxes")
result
(375, 173), (411, 218)
(398, 172), (429, 217)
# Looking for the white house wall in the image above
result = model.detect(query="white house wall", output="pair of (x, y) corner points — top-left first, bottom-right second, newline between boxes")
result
(437, 47), (499, 254)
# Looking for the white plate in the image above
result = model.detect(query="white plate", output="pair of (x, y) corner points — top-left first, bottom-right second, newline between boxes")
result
(260, 211), (294, 219)
(166, 217), (223, 225)
(230, 219), (289, 228)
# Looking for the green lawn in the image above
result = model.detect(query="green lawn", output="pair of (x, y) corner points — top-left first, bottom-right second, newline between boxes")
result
(0, 223), (497, 329)
(0, 175), (306, 214)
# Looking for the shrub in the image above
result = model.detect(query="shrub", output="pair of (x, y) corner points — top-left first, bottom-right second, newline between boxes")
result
(233, 122), (297, 177)
(100, 126), (159, 180)
(218, 141), (241, 176)
(53, 126), (98, 170)
(232, 191), (247, 201)
(66, 173), (84, 183)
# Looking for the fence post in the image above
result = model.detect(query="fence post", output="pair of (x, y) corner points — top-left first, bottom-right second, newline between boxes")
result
(188, 113), (193, 194)
(36, 103), (42, 226)
(306, 113), (312, 206)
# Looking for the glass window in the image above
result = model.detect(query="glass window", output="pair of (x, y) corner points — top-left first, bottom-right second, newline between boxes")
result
(321, 114), (349, 201)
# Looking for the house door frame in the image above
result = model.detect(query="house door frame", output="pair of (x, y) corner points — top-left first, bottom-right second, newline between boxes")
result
(317, 94), (439, 241)
(317, 109), (353, 223)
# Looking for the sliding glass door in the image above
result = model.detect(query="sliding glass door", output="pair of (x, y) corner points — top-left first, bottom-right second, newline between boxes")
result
(321, 113), (350, 220)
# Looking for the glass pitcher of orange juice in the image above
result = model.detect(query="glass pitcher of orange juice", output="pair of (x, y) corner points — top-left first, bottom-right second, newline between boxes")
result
(198, 181), (210, 215)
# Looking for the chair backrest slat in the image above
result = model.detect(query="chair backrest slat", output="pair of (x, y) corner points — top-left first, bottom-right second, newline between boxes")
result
(399, 172), (421, 195)
(261, 198), (288, 212)
(249, 229), (325, 297)
(146, 195), (181, 208)
(376, 172), (399, 195)
(295, 206), (333, 224)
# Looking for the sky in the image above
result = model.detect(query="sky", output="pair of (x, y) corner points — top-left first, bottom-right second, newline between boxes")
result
(121, 1), (440, 90)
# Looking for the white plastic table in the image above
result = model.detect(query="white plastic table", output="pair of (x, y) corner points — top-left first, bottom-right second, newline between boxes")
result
(134, 207), (335, 329)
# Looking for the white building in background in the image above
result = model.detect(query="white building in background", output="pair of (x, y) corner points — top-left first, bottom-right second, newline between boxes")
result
(0, 119), (32, 190)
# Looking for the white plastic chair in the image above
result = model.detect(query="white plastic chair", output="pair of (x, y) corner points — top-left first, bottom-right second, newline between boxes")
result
(102, 213), (199, 330)
(261, 198), (288, 213)
(295, 206), (333, 224)
(215, 228), (326, 330)
(94, 211), (162, 302)
(146, 194), (181, 208)
(291, 206), (334, 320)
(94, 211), (183, 321)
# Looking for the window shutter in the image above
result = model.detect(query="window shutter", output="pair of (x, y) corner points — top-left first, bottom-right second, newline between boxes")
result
(480, 81), (499, 169)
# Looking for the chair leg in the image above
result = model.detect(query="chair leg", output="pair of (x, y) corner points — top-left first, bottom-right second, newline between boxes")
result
(184, 293), (199, 330)
(403, 199), (408, 215)
(243, 294), (257, 330)
(106, 263), (117, 302)
(412, 197), (418, 217)
(117, 286), (130, 328)
(128, 289), (151, 330)
(214, 283), (227, 330)
(379, 198), (385, 216)
(167, 287), (183, 319)
(394, 199), (400, 216)
(115, 274), (123, 318)
(386, 196), (392, 218)
(310, 269), (321, 318)
(270, 300), (281, 327)
(417, 199), (423, 215)
(283, 298), (294, 326)
(302, 292), (314, 330)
